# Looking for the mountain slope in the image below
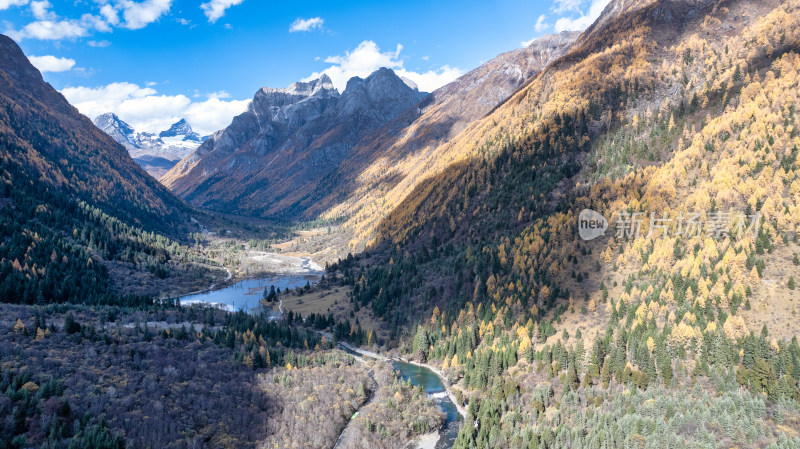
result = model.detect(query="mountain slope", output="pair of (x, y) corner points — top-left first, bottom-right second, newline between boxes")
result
(355, 0), (798, 328)
(329, 0), (800, 447)
(303, 32), (580, 250)
(0, 34), (209, 304)
(0, 35), (187, 230)
(162, 69), (427, 216)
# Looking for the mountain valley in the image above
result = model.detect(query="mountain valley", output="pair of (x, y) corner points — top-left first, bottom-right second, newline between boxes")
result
(2, 0), (800, 448)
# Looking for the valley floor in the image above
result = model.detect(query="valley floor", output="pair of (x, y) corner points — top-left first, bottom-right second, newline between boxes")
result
(0, 300), (440, 449)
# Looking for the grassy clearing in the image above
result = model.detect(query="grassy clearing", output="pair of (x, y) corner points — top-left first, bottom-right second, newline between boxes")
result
(273, 284), (392, 344)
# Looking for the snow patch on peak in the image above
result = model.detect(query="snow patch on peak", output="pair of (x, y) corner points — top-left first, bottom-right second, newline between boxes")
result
(260, 74), (339, 98)
(400, 76), (418, 91)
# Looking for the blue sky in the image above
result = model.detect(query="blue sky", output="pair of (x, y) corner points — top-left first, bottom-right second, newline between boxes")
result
(1, 0), (610, 135)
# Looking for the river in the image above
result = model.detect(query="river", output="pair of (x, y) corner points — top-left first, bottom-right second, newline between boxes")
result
(179, 274), (462, 447)
(392, 361), (463, 449)
(338, 344), (463, 449)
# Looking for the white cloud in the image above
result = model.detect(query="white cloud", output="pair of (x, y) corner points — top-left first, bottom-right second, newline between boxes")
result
(119, 0), (172, 30)
(61, 82), (248, 136)
(535, 15), (550, 33)
(28, 54), (75, 72)
(184, 97), (249, 135)
(117, 95), (191, 131)
(553, 0), (610, 32)
(99, 4), (119, 26)
(81, 12), (112, 32)
(88, 39), (111, 47)
(207, 90), (231, 99)
(8, 3), (117, 41)
(304, 40), (462, 93)
(62, 82), (156, 107)
(552, 0), (583, 14)
(398, 65), (462, 93)
(200, 0), (244, 23)
(8, 19), (89, 40)
(30, 1), (54, 20)
(289, 16), (323, 33)
(0, 0), (28, 11)
(522, 15), (551, 46)
(6, 1), (167, 41)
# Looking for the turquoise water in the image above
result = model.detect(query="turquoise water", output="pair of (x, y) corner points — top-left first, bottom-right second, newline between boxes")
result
(179, 275), (319, 314)
(392, 361), (463, 449)
(392, 361), (446, 394)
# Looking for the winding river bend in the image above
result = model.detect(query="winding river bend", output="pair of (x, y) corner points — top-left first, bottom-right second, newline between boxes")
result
(338, 344), (464, 448)
(180, 275), (462, 448)
(392, 361), (463, 448)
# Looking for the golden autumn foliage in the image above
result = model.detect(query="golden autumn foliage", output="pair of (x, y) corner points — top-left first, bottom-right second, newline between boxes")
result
(669, 321), (702, 346)
(723, 315), (749, 341)
(328, 3), (800, 447)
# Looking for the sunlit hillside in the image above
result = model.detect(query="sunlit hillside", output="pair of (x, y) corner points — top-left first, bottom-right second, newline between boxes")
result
(335, 0), (800, 446)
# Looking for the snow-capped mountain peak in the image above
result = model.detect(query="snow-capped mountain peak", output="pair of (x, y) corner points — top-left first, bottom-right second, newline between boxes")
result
(93, 114), (205, 178)
(94, 112), (137, 147)
(159, 119), (201, 142)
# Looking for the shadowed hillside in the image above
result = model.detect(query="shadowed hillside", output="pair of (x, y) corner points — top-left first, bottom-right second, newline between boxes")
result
(0, 35), (217, 305)
(0, 35), (187, 231)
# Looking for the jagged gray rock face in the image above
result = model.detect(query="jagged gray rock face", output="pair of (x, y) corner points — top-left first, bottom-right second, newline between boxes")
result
(285, 31), (582, 220)
(163, 68), (427, 215)
(192, 75), (339, 161)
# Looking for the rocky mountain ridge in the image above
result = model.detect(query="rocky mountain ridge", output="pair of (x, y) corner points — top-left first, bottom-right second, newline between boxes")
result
(162, 34), (579, 229)
(161, 68), (427, 214)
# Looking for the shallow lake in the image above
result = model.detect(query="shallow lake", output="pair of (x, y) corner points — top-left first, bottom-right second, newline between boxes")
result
(179, 274), (320, 315)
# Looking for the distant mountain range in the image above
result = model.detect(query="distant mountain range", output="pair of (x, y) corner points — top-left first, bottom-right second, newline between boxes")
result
(161, 33), (578, 227)
(161, 68), (427, 213)
(94, 113), (206, 177)
(161, 32), (579, 258)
